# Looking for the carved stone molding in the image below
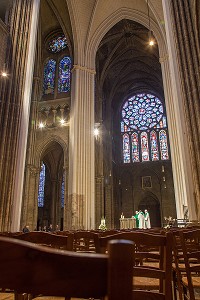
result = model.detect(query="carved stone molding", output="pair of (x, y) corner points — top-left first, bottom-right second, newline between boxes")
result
(72, 64), (96, 74)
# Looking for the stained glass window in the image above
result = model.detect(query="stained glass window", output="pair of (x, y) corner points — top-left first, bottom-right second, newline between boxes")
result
(58, 56), (71, 93)
(121, 93), (169, 163)
(159, 130), (169, 160)
(123, 133), (130, 163)
(48, 35), (67, 53)
(141, 132), (149, 161)
(43, 59), (56, 94)
(121, 93), (164, 131)
(61, 175), (65, 208)
(150, 131), (159, 161)
(131, 132), (140, 162)
(38, 163), (45, 207)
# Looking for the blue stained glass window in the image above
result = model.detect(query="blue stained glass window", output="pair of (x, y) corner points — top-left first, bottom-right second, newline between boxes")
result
(48, 35), (67, 53)
(150, 131), (159, 161)
(123, 133), (130, 163)
(131, 133), (140, 162)
(43, 59), (56, 95)
(38, 163), (45, 207)
(58, 56), (71, 93)
(159, 130), (169, 160)
(61, 175), (65, 208)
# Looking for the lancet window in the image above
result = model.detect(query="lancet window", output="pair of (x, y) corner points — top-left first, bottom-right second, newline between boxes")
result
(38, 163), (45, 207)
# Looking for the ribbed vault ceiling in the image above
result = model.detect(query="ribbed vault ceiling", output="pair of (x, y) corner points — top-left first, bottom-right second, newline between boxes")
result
(96, 19), (164, 113)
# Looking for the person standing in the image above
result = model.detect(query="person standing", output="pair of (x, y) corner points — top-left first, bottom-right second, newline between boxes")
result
(47, 224), (53, 232)
(144, 209), (151, 229)
(138, 210), (145, 229)
(133, 211), (139, 228)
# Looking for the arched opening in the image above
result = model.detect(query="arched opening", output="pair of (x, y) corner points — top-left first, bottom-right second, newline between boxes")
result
(95, 19), (176, 229)
(37, 141), (64, 231)
(139, 196), (161, 228)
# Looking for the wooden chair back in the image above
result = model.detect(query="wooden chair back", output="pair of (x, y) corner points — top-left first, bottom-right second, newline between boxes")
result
(98, 231), (173, 300)
(0, 237), (134, 300)
(73, 230), (100, 252)
(12, 231), (74, 250)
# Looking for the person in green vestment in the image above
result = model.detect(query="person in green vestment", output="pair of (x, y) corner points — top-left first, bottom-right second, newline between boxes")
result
(133, 210), (139, 228)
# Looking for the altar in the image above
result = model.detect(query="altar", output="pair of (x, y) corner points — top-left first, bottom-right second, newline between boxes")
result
(119, 218), (136, 229)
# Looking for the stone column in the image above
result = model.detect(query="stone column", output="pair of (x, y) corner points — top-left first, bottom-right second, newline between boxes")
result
(162, 0), (200, 220)
(63, 164), (69, 230)
(0, 0), (40, 231)
(95, 176), (104, 229)
(21, 165), (40, 231)
(67, 65), (95, 230)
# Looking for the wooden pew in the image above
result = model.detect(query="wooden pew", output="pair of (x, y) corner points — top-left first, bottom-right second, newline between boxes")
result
(0, 236), (134, 300)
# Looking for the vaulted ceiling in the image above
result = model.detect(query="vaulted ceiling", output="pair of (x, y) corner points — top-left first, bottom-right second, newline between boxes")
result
(96, 19), (164, 114)
(40, 0), (73, 54)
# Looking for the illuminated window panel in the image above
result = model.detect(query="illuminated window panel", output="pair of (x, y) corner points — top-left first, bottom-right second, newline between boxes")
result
(123, 133), (131, 163)
(121, 94), (164, 131)
(38, 163), (45, 207)
(150, 130), (159, 161)
(141, 132), (150, 161)
(131, 132), (140, 162)
(48, 35), (67, 53)
(121, 93), (169, 163)
(159, 130), (169, 160)
(58, 56), (71, 93)
(43, 59), (56, 94)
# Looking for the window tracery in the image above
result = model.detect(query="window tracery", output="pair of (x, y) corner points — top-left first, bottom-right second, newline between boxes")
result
(121, 93), (169, 163)
(48, 35), (67, 53)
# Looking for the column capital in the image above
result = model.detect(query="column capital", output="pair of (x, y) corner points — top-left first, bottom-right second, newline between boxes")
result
(27, 164), (40, 177)
(72, 64), (96, 75)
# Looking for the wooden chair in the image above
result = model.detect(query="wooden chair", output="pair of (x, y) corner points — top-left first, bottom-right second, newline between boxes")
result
(171, 228), (188, 300)
(73, 230), (100, 252)
(98, 231), (173, 300)
(0, 236), (133, 300)
(179, 229), (200, 300)
(171, 227), (200, 300)
(11, 231), (74, 251)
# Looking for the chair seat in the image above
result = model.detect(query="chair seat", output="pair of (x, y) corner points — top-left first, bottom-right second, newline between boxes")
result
(172, 262), (186, 272)
(142, 261), (159, 269)
(133, 277), (159, 290)
(182, 276), (200, 287)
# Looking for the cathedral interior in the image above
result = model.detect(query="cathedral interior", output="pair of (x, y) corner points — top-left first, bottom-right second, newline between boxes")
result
(0, 0), (199, 232)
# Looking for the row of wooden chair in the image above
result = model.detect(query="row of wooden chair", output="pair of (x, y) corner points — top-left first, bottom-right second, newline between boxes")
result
(171, 228), (200, 300)
(0, 237), (133, 300)
(1, 227), (200, 300)
(0, 229), (174, 300)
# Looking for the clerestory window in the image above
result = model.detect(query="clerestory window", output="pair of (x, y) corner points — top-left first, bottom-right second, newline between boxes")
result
(43, 35), (71, 96)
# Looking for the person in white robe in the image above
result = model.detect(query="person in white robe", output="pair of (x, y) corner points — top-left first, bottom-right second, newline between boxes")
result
(138, 210), (145, 229)
(144, 209), (151, 229)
